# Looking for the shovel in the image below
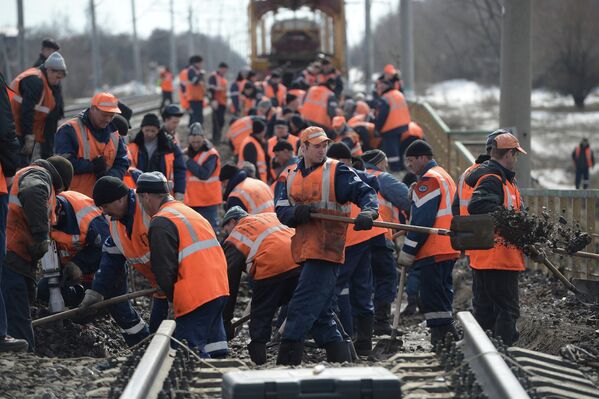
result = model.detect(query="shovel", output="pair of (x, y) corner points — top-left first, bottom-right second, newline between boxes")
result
(552, 248), (599, 302)
(309, 213), (495, 250)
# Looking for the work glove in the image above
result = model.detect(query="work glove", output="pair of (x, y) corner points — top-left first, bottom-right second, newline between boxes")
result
(20, 135), (35, 156)
(62, 261), (83, 286)
(79, 289), (104, 308)
(174, 192), (185, 201)
(526, 246), (546, 263)
(91, 156), (107, 177)
(29, 240), (49, 262)
(398, 250), (415, 268)
(354, 210), (378, 231)
(294, 204), (312, 225)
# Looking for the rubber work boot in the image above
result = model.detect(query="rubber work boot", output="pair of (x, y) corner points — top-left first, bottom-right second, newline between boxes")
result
(373, 301), (392, 336)
(276, 341), (304, 366)
(325, 341), (352, 363)
(430, 323), (459, 348)
(0, 335), (28, 352)
(353, 315), (374, 357)
(248, 341), (267, 365)
(401, 295), (419, 316)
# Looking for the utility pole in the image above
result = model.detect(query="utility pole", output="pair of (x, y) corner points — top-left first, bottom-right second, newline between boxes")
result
(17, 0), (25, 72)
(499, 0), (532, 188)
(169, 0), (177, 75)
(90, 0), (101, 92)
(187, 4), (194, 58)
(364, 0), (373, 93)
(131, 0), (142, 84)
(399, 0), (415, 96)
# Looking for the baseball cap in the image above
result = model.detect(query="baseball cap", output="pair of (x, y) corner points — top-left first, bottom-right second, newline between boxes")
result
(91, 92), (121, 113)
(384, 64), (396, 75)
(300, 126), (331, 145)
(493, 133), (527, 154)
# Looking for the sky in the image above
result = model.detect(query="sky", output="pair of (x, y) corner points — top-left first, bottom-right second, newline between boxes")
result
(0, 0), (401, 58)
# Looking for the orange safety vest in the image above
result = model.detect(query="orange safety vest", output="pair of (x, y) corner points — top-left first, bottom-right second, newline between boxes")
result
(348, 115), (379, 149)
(210, 72), (228, 106)
(186, 67), (205, 101)
(286, 159), (351, 264)
(160, 70), (174, 92)
(334, 130), (363, 156)
(413, 166), (460, 261)
(128, 143), (175, 192)
(288, 88), (306, 104)
(225, 213), (299, 280)
(367, 169), (400, 240)
(6, 165), (57, 263)
(345, 203), (387, 247)
(230, 79), (246, 113)
(574, 146), (593, 168)
(184, 148), (222, 207)
(238, 135), (268, 183)
(154, 201), (228, 318)
(456, 163), (481, 217)
(0, 163), (6, 195)
(267, 135), (299, 160)
(380, 89), (411, 134)
(50, 191), (102, 282)
(270, 163), (295, 194)
(226, 116), (253, 156)
(263, 82), (287, 107)
(401, 121), (424, 143)
(300, 85), (334, 129)
(178, 68), (190, 110)
(240, 95), (257, 116)
(229, 178), (274, 214)
(10, 68), (56, 142)
(468, 174), (525, 271)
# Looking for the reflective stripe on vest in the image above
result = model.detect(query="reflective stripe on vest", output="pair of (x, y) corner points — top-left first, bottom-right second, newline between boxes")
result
(12, 94), (50, 114)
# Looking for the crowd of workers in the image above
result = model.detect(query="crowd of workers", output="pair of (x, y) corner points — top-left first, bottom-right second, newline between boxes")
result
(0, 37), (557, 367)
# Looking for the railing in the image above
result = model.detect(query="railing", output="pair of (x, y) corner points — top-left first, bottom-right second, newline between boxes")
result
(408, 99), (599, 280)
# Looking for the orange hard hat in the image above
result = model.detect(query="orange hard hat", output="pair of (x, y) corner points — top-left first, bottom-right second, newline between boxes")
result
(384, 64), (396, 75)
(91, 92), (121, 113)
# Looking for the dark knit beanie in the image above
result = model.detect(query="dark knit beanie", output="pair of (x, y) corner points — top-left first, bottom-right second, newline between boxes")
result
(32, 159), (62, 192)
(361, 149), (386, 166)
(118, 102), (133, 126)
(286, 93), (297, 104)
(93, 176), (129, 206)
(405, 139), (433, 157)
(327, 142), (352, 160)
(273, 140), (293, 152)
(219, 162), (239, 181)
(141, 113), (161, 129)
(112, 114), (130, 136)
(46, 155), (73, 191)
(136, 172), (169, 194)
(252, 119), (266, 134)
(274, 119), (288, 127)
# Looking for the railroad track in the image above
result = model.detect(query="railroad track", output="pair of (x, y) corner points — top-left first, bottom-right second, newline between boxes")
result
(90, 311), (599, 399)
(63, 94), (162, 120)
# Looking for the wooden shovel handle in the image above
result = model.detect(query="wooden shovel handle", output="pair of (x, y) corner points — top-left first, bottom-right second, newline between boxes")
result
(554, 247), (599, 260)
(539, 255), (578, 293)
(310, 213), (452, 236)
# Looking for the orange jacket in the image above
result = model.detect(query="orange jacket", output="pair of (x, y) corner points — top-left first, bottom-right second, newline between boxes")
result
(300, 85), (334, 129)
(178, 68), (190, 110)
(64, 117), (120, 197)
(468, 174), (525, 271)
(6, 165), (56, 263)
(263, 81), (287, 107)
(225, 213), (299, 280)
(381, 89), (410, 134)
(10, 68), (56, 142)
(367, 169), (400, 240)
(160, 70), (174, 92)
(210, 72), (228, 106)
(287, 159), (351, 264)
(154, 201), (228, 317)
(238, 135), (268, 183)
(229, 177), (274, 214)
(184, 147), (222, 207)
(574, 146), (594, 168)
(186, 67), (205, 101)
(227, 116), (253, 156)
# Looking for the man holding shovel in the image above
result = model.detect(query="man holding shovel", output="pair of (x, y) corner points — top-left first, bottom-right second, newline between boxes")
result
(398, 140), (460, 347)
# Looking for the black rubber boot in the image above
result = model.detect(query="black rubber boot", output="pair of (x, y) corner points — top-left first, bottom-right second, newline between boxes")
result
(276, 341), (304, 365)
(430, 323), (459, 348)
(373, 301), (392, 336)
(0, 336), (28, 352)
(354, 315), (374, 357)
(401, 295), (419, 316)
(248, 341), (267, 365)
(325, 341), (352, 363)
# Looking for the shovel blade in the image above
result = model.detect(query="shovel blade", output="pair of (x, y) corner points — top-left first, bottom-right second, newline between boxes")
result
(450, 214), (495, 250)
(369, 337), (403, 361)
(572, 279), (599, 302)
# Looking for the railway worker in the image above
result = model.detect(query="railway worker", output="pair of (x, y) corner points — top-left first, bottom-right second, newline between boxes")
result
(361, 149), (412, 334)
(293, 62), (320, 90)
(186, 55), (206, 126)
(572, 138), (595, 189)
(158, 67), (174, 112)
(0, 72), (27, 353)
(399, 122), (426, 167)
(289, 114), (309, 137)
(208, 62), (229, 144)
(263, 70), (287, 108)
(374, 77), (411, 172)
(221, 206), (300, 364)
(319, 57), (343, 98)
(274, 126), (378, 365)
(267, 119), (299, 163)
(178, 64), (190, 112)
(240, 82), (260, 116)
(138, 172), (229, 357)
(36, 190), (109, 308)
(10, 52), (67, 166)
(466, 132), (528, 346)
(33, 38), (60, 67)
(127, 113), (186, 201)
(286, 83), (306, 110)
(331, 116), (362, 157)
(230, 68), (250, 116)
(270, 141), (298, 199)
(1, 156), (73, 351)
(161, 104), (184, 143)
(54, 92), (129, 197)
(300, 75), (338, 132)
(183, 122), (221, 232)
(226, 115), (257, 157)
(383, 64), (402, 92)
(398, 140), (460, 346)
(238, 118), (269, 183)
(220, 163), (274, 214)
